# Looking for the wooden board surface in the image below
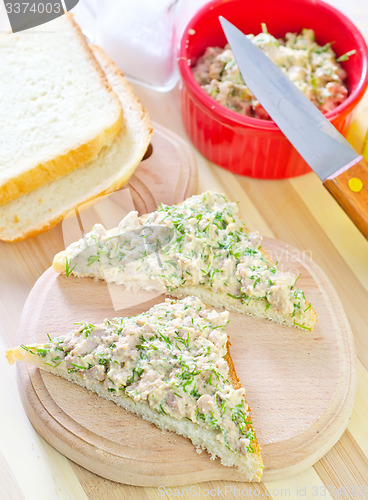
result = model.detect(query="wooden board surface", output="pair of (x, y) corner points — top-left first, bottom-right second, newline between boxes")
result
(15, 237), (356, 486)
(131, 122), (197, 209)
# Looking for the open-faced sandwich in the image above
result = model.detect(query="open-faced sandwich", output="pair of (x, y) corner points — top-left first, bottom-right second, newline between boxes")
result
(6, 296), (263, 481)
(53, 191), (317, 330)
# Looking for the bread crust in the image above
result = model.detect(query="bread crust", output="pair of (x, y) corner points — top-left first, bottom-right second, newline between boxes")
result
(0, 120), (123, 206)
(0, 14), (123, 206)
(225, 341), (263, 478)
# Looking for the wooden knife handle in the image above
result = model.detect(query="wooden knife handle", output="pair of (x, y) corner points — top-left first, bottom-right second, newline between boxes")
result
(323, 157), (368, 239)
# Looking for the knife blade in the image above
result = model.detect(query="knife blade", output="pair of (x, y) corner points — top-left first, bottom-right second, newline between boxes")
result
(219, 16), (368, 239)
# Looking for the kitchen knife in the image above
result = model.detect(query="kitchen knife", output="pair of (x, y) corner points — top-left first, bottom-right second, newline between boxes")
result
(219, 16), (368, 239)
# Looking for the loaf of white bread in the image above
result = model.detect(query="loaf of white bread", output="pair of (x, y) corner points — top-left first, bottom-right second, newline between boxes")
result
(0, 15), (153, 241)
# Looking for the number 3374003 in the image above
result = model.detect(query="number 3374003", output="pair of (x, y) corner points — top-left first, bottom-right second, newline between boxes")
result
(5, 3), (62, 14)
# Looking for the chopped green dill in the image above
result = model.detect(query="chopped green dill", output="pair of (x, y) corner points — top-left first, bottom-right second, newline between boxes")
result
(292, 274), (301, 288)
(190, 385), (200, 399)
(65, 257), (77, 277)
(70, 362), (88, 370)
(269, 263), (277, 274)
(87, 254), (100, 266)
(293, 321), (311, 331)
(44, 361), (62, 368)
(210, 319), (230, 330)
(36, 348), (49, 357)
(223, 432), (234, 453)
(195, 408), (206, 422)
(158, 331), (172, 347)
(159, 404), (167, 415)
(315, 41), (334, 54)
(337, 49), (356, 62)
(20, 345), (36, 355)
(203, 345), (211, 356)
(98, 357), (110, 373)
(74, 322), (96, 337)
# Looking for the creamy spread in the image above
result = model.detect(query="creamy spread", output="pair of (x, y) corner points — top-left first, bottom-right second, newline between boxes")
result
(22, 296), (257, 456)
(63, 192), (310, 327)
(192, 26), (352, 118)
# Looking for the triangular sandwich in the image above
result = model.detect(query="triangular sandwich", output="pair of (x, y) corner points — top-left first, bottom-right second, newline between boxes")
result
(6, 296), (263, 481)
(53, 192), (317, 330)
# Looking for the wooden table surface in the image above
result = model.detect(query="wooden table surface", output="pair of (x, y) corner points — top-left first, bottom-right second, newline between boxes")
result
(1, 1), (368, 499)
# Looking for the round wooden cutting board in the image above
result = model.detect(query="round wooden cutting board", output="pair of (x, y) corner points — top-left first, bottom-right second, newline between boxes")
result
(15, 237), (356, 486)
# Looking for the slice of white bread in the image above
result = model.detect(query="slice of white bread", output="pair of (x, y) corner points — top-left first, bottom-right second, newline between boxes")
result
(0, 46), (153, 241)
(6, 297), (263, 481)
(0, 14), (123, 206)
(52, 192), (317, 331)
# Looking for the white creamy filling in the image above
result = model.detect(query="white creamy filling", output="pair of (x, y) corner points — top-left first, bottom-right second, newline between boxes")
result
(26, 297), (257, 456)
(64, 192), (308, 320)
(193, 27), (349, 117)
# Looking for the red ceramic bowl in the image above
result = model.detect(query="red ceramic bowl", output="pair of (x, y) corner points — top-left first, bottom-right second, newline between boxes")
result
(178, 0), (368, 178)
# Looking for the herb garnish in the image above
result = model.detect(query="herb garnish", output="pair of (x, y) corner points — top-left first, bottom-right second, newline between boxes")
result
(65, 257), (76, 277)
